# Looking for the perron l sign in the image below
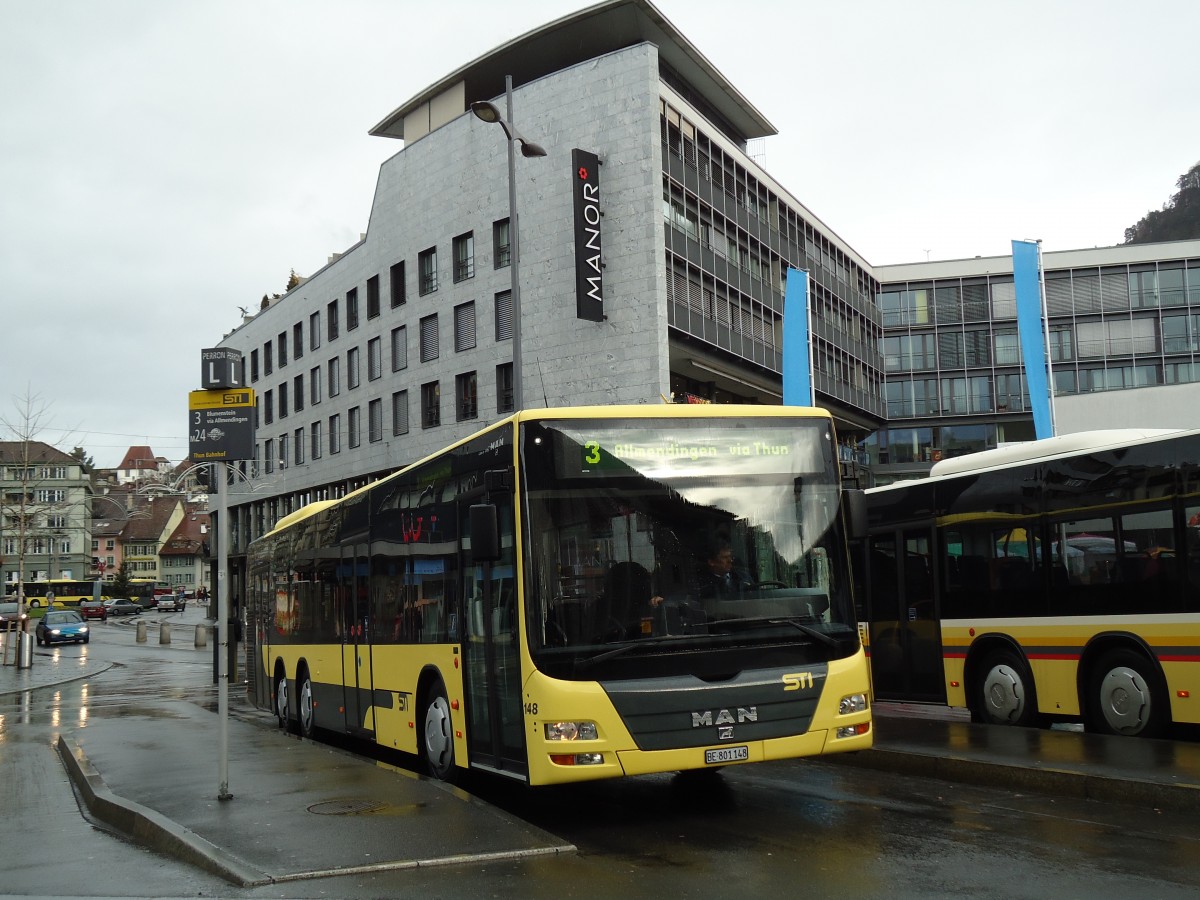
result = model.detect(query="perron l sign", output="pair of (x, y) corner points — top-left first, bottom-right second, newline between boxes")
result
(571, 148), (604, 321)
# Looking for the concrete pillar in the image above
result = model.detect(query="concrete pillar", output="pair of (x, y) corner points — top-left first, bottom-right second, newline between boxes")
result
(194, 624), (207, 648)
(136, 620), (147, 643)
(159, 622), (171, 645)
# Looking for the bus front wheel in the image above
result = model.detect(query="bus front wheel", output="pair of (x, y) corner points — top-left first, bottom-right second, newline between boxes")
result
(297, 671), (316, 739)
(973, 648), (1039, 727)
(1086, 648), (1169, 738)
(422, 680), (456, 782)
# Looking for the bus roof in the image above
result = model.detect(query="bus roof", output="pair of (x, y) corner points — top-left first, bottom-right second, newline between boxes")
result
(922, 428), (1194, 480)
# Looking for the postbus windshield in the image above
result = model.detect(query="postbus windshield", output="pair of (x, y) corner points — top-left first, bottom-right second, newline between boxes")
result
(521, 416), (858, 679)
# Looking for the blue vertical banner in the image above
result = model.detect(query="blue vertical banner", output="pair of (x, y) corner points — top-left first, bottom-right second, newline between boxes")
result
(1012, 239), (1054, 439)
(782, 268), (814, 406)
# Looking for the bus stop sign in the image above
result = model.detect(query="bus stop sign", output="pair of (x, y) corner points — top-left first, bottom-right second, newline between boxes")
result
(188, 389), (256, 461)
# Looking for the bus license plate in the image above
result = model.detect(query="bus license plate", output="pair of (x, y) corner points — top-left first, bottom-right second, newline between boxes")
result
(705, 745), (748, 765)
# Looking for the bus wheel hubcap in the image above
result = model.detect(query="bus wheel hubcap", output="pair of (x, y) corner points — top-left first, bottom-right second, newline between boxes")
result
(983, 665), (1023, 723)
(1101, 667), (1148, 734)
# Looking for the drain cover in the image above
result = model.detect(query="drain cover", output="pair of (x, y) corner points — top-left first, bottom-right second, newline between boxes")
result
(307, 799), (387, 816)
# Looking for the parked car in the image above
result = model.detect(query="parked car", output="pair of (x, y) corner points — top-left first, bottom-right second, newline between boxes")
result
(79, 600), (108, 622)
(36, 610), (89, 646)
(0, 601), (25, 625)
(103, 598), (142, 617)
(156, 595), (179, 612)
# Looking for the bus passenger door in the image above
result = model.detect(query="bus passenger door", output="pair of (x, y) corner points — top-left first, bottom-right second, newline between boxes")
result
(866, 529), (945, 702)
(341, 543), (374, 737)
(461, 497), (527, 779)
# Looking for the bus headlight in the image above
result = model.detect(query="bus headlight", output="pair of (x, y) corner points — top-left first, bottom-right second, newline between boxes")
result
(838, 693), (868, 715)
(544, 721), (598, 741)
(836, 722), (871, 739)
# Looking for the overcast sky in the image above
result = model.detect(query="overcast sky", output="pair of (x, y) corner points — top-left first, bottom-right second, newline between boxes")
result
(2, 0), (1197, 469)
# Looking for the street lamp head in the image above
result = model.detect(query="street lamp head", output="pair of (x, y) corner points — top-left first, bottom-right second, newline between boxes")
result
(470, 100), (502, 124)
(519, 140), (547, 158)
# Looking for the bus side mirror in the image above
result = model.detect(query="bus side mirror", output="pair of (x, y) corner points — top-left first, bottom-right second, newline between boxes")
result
(843, 488), (868, 541)
(469, 503), (500, 562)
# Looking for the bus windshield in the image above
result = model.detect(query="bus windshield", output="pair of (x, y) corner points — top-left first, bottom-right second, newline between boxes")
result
(522, 417), (857, 677)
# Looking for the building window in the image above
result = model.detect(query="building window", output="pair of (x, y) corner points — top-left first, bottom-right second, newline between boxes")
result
(294, 427), (305, 465)
(454, 301), (476, 352)
(264, 439), (275, 474)
(421, 381), (440, 428)
(293, 323), (304, 360)
(347, 347), (361, 389)
(347, 287), (359, 331)
(392, 390), (409, 435)
(390, 260), (405, 307)
(293, 374), (304, 412)
(453, 231), (474, 283)
(368, 337), (382, 381)
(250, 349), (259, 382)
(391, 325), (407, 371)
(278, 332), (288, 368)
(264, 341), (273, 375)
(420, 314), (439, 362)
(368, 399), (383, 443)
(419, 247), (438, 295)
(495, 290), (513, 341)
(327, 299), (339, 341)
(279, 381), (289, 419)
(348, 406), (361, 449)
(310, 366), (322, 405)
(328, 357), (341, 397)
(309, 311), (321, 351)
(493, 218), (510, 268)
(311, 420), (323, 460)
(456, 371), (478, 421)
(366, 275), (380, 319)
(263, 390), (274, 424)
(329, 414), (341, 454)
(497, 363), (514, 413)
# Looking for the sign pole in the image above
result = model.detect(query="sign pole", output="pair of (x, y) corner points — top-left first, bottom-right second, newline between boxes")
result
(215, 462), (232, 801)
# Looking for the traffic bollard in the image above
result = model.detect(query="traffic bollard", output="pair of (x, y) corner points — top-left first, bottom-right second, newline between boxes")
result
(136, 621), (147, 643)
(194, 624), (207, 648)
(159, 622), (171, 645)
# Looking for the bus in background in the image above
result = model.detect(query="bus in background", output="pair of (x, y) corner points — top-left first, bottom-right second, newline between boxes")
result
(855, 428), (1200, 738)
(248, 405), (872, 786)
(4, 579), (110, 608)
(128, 579), (172, 608)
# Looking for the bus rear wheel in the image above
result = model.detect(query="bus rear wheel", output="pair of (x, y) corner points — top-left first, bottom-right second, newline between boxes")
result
(422, 679), (456, 782)
(274, 671), (292, 731)
(1086, 648), (1169, 738)
(973, 648), (1039, 727)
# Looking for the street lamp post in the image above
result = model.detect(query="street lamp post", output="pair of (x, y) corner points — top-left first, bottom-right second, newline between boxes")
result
(470, 76), (546, 413)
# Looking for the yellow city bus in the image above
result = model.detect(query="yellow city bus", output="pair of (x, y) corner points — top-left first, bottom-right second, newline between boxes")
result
(855, 428), (1200, 738)
(5, 579), (110, 608)
(248, 405), (873, 785)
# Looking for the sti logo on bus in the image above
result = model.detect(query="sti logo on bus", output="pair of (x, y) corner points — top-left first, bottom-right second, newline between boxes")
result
(571, 148), (604, 322)
(782, 671), (815, 691)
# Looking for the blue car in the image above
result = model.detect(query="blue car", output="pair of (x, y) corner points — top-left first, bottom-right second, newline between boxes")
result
(36, 610), (90, 646)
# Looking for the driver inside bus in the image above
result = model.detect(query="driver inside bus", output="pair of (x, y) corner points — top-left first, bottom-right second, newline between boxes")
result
(700, 539), (750, 599)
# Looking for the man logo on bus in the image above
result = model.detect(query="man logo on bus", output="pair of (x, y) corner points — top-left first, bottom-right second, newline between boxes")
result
(691, 707), (758, 728)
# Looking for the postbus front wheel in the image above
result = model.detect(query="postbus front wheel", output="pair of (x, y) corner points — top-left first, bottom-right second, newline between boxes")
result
(972, 647), (1040, 727)
(422, 679), (456, 782)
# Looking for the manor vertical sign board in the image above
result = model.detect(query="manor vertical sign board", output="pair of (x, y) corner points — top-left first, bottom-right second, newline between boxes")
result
(572, 148), (604, 321)
(188, 389), (256, 461)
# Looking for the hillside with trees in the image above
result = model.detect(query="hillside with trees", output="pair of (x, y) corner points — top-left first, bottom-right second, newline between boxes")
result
(1123, 160), (1200, 244)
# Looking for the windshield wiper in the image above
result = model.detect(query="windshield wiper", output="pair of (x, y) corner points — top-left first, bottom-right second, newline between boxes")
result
(711, 616), (842, 649)
(574, 634), (696, 671)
